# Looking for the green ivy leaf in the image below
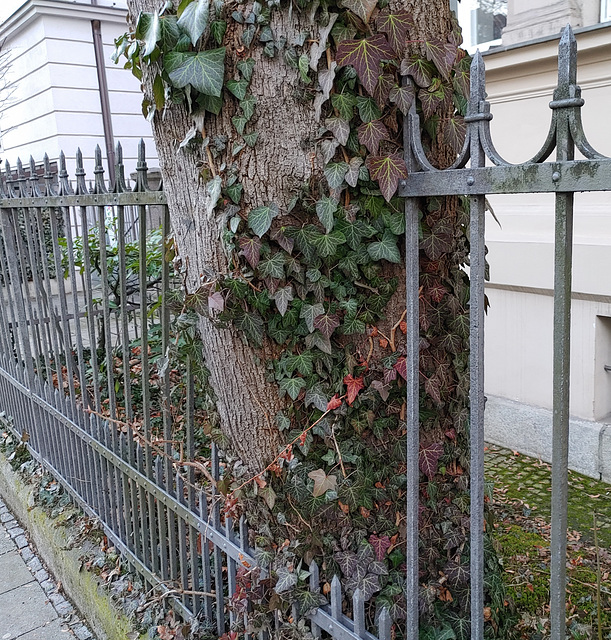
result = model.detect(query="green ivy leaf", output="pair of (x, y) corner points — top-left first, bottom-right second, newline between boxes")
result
(136, 12), (160, 57)
(336, 35), (394, 96)
(227, 78), (249, 100)
(331, 93), (357, 121)
(258, 252), (285, 279)
(159, 15), (180, 51)
(232, 115), (247, 135)
(225, 182), (242, 205)
(342, 314), (366, 335)
(152, 73), (165, 110)
(383, 210), (406, 235)
(376, 11), (413, 54)
(177, 0), (209, 46)
(235, 311), (264, 346)
(366, 154), (408, 202)
(305, 383), (328, 412)
(242, 24), (256, 47)
(300, 302), (325, 333)
(164, 48), (226, 96)
(272, 285), (293, 316)
(248, 203), (279, 237)
(274, 566), (299, 593)
(237, 57), (256, 81)
(198, 92), (222, 115)
(324, 162), (349, 189)
(210, 20), (227, 45)
(240, 94), (257, 120)
(286, 351), (315, 376)
(331, 21), (357, 46)
(336, 219), (377, 250)
(339, 0), (377, 24)
(316, 197), (338, 233)
(311, 229), (347, 258)
(356, 96), (382, 123)
(367, 229), (401, 263)
(305, 330), (332, 354)
(344, 157), (363, 188)
(325, 117), (350, 146)
(243, 131), (259, 147)
(298, 53), (311, 84)
(357, 119), (388, 154)
(279, 376), (306, 400)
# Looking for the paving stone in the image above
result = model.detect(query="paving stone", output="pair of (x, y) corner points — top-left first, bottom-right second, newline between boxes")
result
(20, 547), (34, 563)
(40, 579), (55, 594)
(1, 614), (67, 640)
(26, 557), (42, 573)
(0, 512), (12, 523)
(7, 526), (24, 539)
(34, 568), (49, 583)
(72, 624), (93, 640)
(0, 532), (13, 557)
(0, 551), (34, 595)
(15, 534), (28, 549)
(0, 580), (57, 638)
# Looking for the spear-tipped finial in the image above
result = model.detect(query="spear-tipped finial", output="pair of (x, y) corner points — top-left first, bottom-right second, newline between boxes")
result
(74, 148), (88, 195)
(94, 145), (103, 170)
(42, 153), (56, 197)
(59, 150), (68, 176)
(58, 149), (74, 195)
(93, 144), (107, 193)
(116, 141), (123, 163)
(558, 24), (577, 87)
(134, 138), (149, 192)
(16, 157), (25, 178)
(469, 50), (486, 107)
(113, 142), (126, 193)
(29, 156), (42, 197)
(75, 148), (84, 172)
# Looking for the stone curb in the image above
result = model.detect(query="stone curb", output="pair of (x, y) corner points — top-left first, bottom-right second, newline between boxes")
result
(0, 496), (94, 640)
(0, 454), (142, 640)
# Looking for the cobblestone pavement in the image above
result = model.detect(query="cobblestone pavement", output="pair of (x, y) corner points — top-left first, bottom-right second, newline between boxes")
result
(0, 498), (95, 640)
(484, 443), (611, 548)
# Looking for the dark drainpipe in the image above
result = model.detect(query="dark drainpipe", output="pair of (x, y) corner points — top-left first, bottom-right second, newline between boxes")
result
(91, 14), (116, 185)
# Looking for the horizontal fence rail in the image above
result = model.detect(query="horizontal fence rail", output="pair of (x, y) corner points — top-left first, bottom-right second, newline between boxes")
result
(0, 141), (393, 640)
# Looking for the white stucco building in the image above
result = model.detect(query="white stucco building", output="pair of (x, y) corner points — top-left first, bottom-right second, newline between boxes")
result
(0, 0), (157, 179)
(455, 0), (611, 481)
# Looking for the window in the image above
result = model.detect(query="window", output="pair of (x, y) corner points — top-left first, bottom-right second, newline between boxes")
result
(454, 0), (507, 53)
(602, 0), (611, 22)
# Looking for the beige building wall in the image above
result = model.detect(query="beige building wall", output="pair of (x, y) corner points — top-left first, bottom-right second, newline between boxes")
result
(481, 24), (611, 479)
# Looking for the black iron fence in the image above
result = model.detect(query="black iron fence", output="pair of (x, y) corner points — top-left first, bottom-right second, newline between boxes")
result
(0, 24), (608, 640)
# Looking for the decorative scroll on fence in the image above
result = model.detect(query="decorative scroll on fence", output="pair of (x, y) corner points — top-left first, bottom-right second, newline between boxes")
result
(400, 24), (611, 640)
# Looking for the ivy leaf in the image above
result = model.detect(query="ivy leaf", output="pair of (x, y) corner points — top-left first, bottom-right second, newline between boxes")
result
(227, 78), (249, 100)
(418, 87), (443, 120)
(370, 379), (390, 400)
(164, 48), (226, 96)
(275, 566), (298, 593)
(177, 0), (209, 46)
(344, 157), (363, 188)
(445, 561), (470, 588)
(210, 19), (227, 46)
(331, 92), (356, 121)
(243, 131), (259, 147)
(272, 286), (294, 316)
(248, 203), (279, 237)
(280, 376), (306, 400)
(316, 197), (338, 233)
(331, 21), (357, 46)
(393, 355), (407, 380)
(335, 551), (358, 576)
(337, 219), (376, 250)
(389, 83), (415, 115)
(400, 55), (433, 88)
(339, 0), (377, 24)
(206, 291), (224, 313)
(305, 383), (328, 412)
(198, 92), (222, 114)
(235, 311), (264, 346)
(238, 236), (261, 268)
(342, 314), (366, 335)
(336, 35), (394, 96)
(226, 182), (242, 204)
(442, 115), (467, 154)
(419, 441), (444, 479)
(343, 374), (364, 405)
(286, 351), (314, 376)
(237, 57), (256, 81)
(300, 302), (325, 333)
(356, 96), (382, 123)
(376, 11), (414, 55)
(138, 11), (160, 57)
(258, 253), (285, 279)
(324, 162), (349, 189)
(359, 573), (381, 600)
(365, 154), (408, 202)
(159, 15), (180, 51)
(313, 312), (340, 338)
(311, 230), (346, 257)
(325, 117), (350, 146)
(270, 228), (294, 254)
(298, 53), (311, 84)
(373, 73), (394, 107)
(421, 220), (454, 260)
(308, 469), (337, 497)
(152, 73), (165, 111)
(453, 54), (471, 99)
(357, 119), (388, 155)
(369, 534), (391, 561)
(424, 39), (458, 80)
(240, 94), (257, 120)
(305, 331), (332, 354)
(367, 229), (401, 264)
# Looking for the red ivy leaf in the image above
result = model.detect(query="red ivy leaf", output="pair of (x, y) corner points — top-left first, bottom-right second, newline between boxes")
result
(453, 55), (471, 99)
(313, 312), (341, 338)
(369, 534), (391, 561)
(418, 87), (443, 120)
(421, 220), (454, 260)
(336, 35), (394, 96)
(374, 73), (395, 107)
(366, 154), (408, 202)
(327, 394), (343, 411)
(270, 228), (294, 254)
(383, 367), (397, 384)
(239, 236), (262, 269)
(419, 441), (444, 479)
(376, 11), (414, 55)
(442, 115), (467, 154)
(357, 119), (388, 155)
(389, 83), (415, 115)
(424, 39), (458, 80)
(393, 356), (407, 380)
(400, 55), (433, 88)
(343, 374), (364, 405)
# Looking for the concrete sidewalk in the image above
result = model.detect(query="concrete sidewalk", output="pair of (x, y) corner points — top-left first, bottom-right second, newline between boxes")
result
(0, 498), (94, 640)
